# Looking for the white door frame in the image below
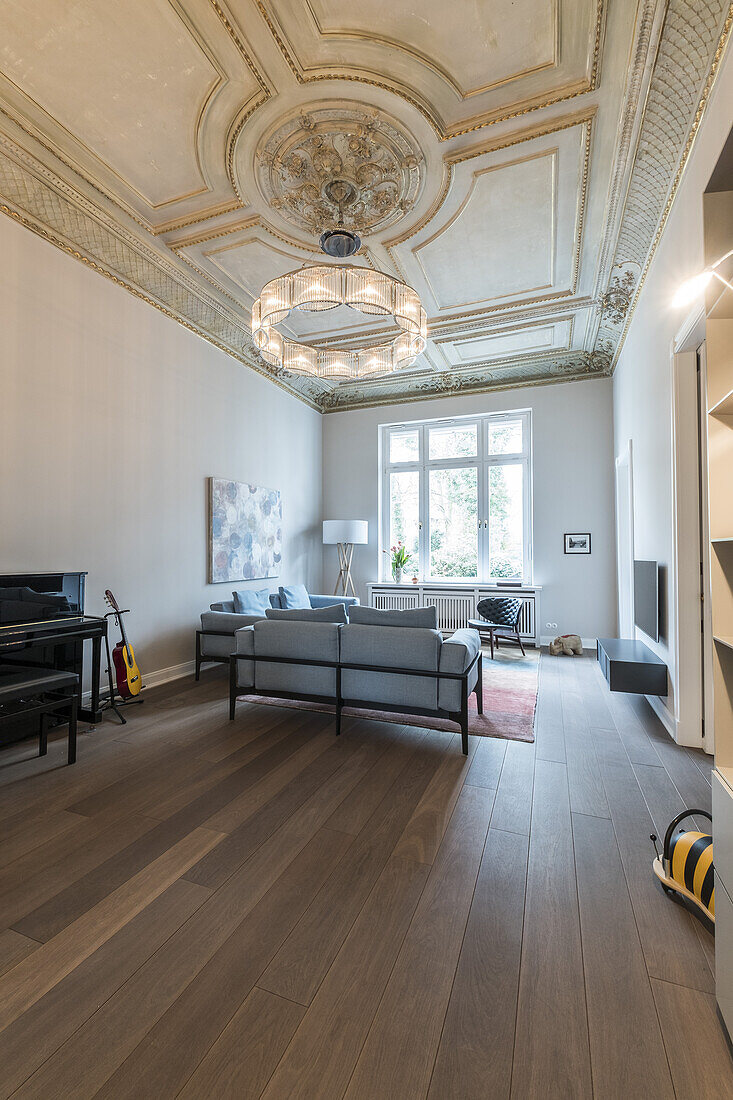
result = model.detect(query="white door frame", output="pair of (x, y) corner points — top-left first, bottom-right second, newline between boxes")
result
(668, 305), (709, 750)
(615, 442), (635, 639)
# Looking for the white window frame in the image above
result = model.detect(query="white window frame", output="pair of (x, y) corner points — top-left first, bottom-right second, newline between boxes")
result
(380, 410), (533, 584)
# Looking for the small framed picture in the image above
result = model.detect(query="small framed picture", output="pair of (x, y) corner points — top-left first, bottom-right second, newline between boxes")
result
(564, 532), (591, 554)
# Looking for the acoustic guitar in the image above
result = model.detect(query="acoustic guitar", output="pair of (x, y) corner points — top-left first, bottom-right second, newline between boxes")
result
(104, 589), (142, 698)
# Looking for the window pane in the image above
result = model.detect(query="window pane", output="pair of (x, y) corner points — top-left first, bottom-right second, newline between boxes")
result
(389, 470), (419, 573)
(389, 429), (419, 463)
(489, 464), (524, 578)
(488, 419), (523, 455)
(429, 467), (478, 578)
(429, 423), (477, 460)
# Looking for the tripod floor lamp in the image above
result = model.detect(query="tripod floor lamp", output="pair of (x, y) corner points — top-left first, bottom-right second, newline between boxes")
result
(323, 520), (368, 597)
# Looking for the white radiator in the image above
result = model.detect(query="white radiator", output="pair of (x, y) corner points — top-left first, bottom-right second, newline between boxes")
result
(423, 591), (476, 632)
(373, 591), (420, 612)
(367, 583), (540, 644)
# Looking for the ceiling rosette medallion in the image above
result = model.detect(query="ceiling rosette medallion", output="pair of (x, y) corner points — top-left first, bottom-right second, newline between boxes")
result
(255, 105), (424, 236)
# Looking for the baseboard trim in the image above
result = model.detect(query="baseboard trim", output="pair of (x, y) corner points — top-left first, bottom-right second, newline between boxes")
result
(646, 693), (679, 741)
(82, 659), (195, 705)
(143, 660), (196, 690)
(539, 635), (597, 650)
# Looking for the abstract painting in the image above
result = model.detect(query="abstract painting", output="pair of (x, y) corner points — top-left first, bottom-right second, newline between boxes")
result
(209, 478), (282, 583)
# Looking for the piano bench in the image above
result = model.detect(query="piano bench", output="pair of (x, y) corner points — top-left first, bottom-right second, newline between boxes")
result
(0, 666), (80, 765)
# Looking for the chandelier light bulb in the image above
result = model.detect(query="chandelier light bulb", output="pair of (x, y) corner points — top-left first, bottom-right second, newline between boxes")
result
(251, 263), (427, 380)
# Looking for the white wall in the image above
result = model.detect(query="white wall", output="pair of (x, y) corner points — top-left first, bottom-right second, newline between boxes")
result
(0, 214), (323, 681)
(612, 44), (733, 746)
(322, 379), (617, 643)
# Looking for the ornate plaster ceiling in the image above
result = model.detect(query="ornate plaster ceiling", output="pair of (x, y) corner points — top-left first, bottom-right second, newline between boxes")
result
(0, 0), (730, 411)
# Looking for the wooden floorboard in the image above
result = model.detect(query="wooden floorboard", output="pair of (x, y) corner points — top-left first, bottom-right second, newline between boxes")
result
(0, 655), (729, 1099)
(510, 757), (593, 1099)
(258, 728), (450, 1006)
(343, 784), (494, 1100)
(427, 827), (528, 1100)
(651, 978), (733, 1099)
(178, 986), (305, 1100)
(573, 811), (675, 1099)
(489, 739), (535, 835)
(0, 880), (210, 1096)
(594, 734), (715, 993)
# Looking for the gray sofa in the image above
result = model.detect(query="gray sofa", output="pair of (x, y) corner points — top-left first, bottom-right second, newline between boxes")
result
(228, 607), (482, 754)
(196, 589), (359, 679)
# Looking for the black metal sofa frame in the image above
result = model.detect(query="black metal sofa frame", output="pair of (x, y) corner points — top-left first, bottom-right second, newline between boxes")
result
(228, 648), (482, 755)
(195, 628), (233, 680)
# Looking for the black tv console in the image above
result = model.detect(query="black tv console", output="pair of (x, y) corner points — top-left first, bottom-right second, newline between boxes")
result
(596, 637), (668, 696)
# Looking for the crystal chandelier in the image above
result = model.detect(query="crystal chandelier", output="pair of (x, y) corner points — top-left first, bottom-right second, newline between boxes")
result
(251, 220), (427, 381)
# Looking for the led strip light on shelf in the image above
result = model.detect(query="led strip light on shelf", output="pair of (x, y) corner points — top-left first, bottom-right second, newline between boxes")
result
(251, 264), (427, 380)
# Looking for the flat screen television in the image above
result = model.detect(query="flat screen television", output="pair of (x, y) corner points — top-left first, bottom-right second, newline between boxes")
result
(634, 560), (659, 642)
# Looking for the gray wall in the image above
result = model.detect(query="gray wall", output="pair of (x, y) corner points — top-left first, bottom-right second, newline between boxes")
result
(322, 379), (617, 643)
(612, 43), (733, 743)
(0, 213), (323, 681)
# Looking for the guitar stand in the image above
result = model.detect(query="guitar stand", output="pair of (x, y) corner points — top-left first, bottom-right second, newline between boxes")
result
(100, 609), (144, 724)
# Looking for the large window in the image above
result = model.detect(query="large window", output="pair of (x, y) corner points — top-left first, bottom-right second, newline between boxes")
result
(381, 411), (532, 582)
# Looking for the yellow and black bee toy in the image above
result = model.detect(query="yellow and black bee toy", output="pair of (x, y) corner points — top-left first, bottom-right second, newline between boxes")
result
(651, 809), (714, 926)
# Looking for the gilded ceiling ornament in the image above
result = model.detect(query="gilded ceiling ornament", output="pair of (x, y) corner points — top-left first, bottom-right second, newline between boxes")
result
(256, 105), (424, 236)
(599, 267), (637, 325)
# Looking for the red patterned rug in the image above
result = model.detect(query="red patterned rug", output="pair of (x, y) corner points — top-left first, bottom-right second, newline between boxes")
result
(238, 647), (538, 743)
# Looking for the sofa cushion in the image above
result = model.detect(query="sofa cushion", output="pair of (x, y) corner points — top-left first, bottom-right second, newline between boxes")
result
(234, 626), (255, 689)
(269, 593), (283, 609)
(279, 584), (311, 610)
(265, 604), (347, 624)
(438, 628), (481, 712)
(210, 601), (235, 613)
(340, 624), (441, 710)
(348, 604), (437, 629)
(200, 611), (265, 650)
(253, 619), (338, 696)
(233, 587), (270, 615)
(309, 595), (360, 610)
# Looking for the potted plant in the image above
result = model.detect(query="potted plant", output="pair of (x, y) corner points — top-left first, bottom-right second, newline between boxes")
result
(383, 541), (411, 583)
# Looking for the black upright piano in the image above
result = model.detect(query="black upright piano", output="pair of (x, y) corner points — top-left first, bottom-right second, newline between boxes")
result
(0, 572), (107, 746)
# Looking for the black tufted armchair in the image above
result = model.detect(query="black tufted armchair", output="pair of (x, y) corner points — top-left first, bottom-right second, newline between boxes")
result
(473, 596), (526, 659)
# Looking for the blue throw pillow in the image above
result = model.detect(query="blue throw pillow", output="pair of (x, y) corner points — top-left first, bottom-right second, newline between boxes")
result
(232, 587), (270, 615)
(279, 584), (311, 610)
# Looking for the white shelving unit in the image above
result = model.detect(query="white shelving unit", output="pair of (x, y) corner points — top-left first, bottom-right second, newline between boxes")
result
(702, 177), (733, 1040)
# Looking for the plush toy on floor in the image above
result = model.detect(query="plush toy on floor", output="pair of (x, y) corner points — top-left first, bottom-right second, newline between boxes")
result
(549, 634), (583, 656)
(651, 809), (714, 927)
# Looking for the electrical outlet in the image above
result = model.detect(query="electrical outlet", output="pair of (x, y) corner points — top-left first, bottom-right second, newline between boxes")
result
(546, 621), (558, 630)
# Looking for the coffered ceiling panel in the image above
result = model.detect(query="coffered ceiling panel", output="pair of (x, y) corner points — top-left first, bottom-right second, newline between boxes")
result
(305, 0), (556, 97)
(390, 118), (588, 320)
(415, 151), (556, 309)
(0, 0), (729, 411)
(262, 0), (598, 136)
(0, 0), (267, 226)
(437, 317), (574, 367)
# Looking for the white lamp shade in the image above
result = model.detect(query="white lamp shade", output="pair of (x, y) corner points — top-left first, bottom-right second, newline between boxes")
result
(323, 519), (368, 545)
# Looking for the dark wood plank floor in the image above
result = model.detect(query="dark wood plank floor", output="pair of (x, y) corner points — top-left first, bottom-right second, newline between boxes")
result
(0, 652), (731, 1099)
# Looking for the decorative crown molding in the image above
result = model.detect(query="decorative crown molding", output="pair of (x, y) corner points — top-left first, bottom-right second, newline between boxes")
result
(0, 0), (730, 415)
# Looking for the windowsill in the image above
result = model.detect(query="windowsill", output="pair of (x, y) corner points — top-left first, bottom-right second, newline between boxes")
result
(369, 580), (542, 590)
